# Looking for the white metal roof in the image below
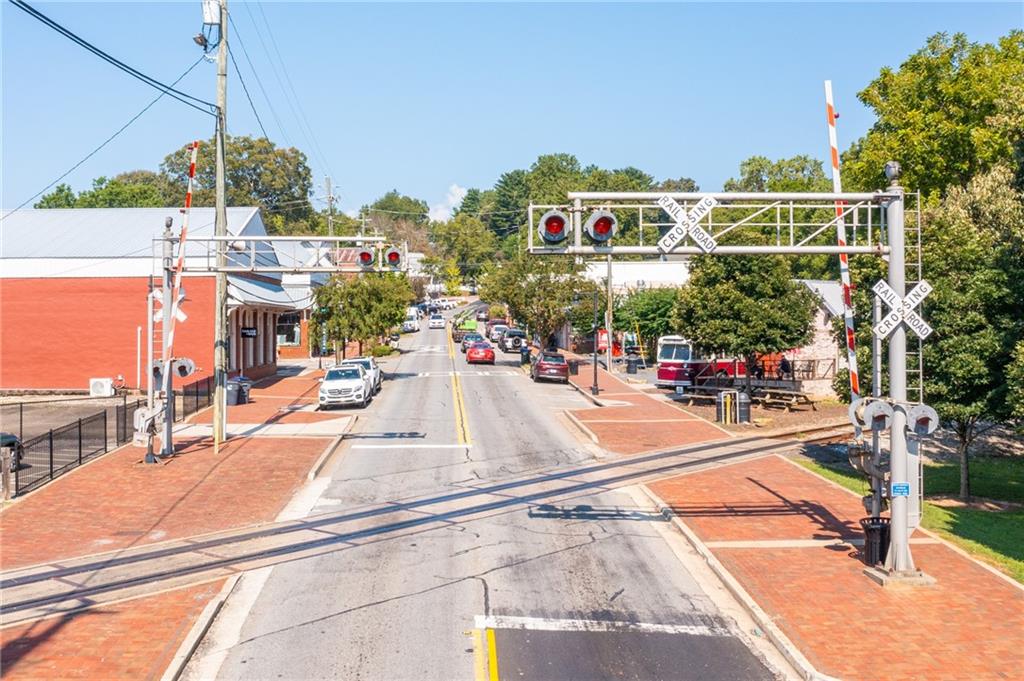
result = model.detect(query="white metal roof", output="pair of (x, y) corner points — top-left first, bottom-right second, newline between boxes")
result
(227, 275), (298, 310)
(0, 207), (261, 259)
(799, 279), (844, 317)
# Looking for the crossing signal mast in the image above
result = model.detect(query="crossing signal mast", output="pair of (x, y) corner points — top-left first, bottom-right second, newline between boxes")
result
(526, 163), (937, 587)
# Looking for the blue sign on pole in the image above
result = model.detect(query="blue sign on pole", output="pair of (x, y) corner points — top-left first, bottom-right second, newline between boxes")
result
(892, 482), (911, 497)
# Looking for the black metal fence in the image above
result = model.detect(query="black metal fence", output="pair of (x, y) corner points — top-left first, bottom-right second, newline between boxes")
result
(175, 376), (213, 422)
(11, 399), (145, 496)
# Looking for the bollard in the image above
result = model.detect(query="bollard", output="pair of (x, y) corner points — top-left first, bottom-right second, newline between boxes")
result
(1, 447), (12, 501)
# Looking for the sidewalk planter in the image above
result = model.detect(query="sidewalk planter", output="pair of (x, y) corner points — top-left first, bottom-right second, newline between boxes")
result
(859, 516), (891, 566)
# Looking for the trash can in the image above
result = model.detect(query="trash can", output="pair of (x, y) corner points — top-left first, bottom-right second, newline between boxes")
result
(625, 355), (640, 375)
(520, 346), (531, 366)
(235, 377), (253, 404)
(226, 381), (241, 406)
(860, 516), (891, 566)
(569, 360), (579, 376)
(737, 391), (751, 423)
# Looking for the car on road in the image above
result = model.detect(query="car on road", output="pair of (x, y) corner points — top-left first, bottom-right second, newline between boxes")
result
(402, 314), (420, 333)
(428, 313), (445, 329)
(476, 309), (489, 322)
(466, 342), (495, 365)
(460, 332), (484, 353)
(531, 352), (569, 383)
(339, 356), (382, 394)
(318, 365), (373, 409)
(488, 323), (508, 342)
(0, 432), (23, 470)
(499, 328), (526, 353)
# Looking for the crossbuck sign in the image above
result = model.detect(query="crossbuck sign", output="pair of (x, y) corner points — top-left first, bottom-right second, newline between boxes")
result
(657, 196), (719, 253)
(873, 279), (933, 339)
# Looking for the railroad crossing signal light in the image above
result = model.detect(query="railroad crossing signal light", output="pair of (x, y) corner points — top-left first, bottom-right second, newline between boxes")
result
(171, 357), (197, 379)
(384, 247), (402, 269)
(356, 248), (375, 269)
(537, 209), (570, 244)
(584, 210), (617, 243)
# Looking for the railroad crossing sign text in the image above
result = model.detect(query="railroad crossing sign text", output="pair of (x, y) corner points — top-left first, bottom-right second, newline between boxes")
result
(873, 279), (933, 339)
(657, 196), (719, 253)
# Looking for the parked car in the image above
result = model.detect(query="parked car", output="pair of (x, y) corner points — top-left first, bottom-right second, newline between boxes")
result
(340, 356), (382, 393)
(531, 352), (569, 383)
(402, 314), (420, 333)
(318, 365), (373, 409)
(0, 432), (23, 470)
(461, 332), (484, 353)
(428, 313), (445, 329)
(499, 328), (526, 353)
(466, 342), (495, 365)
(476, 309), (489, 322)
(488, 323), (509, 342)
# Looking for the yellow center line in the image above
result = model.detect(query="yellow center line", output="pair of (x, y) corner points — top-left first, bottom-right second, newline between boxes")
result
(447, 328), (472, 445)
(486, 628), (499, 681)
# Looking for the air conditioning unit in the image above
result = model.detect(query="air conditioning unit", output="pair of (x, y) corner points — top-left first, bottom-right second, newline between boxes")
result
(89, 377), (115, 397)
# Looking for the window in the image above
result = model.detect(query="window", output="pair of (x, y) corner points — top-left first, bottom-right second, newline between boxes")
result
(276, 312), (301, 347)
(658, 343), (692, 361)
(326, 368), (361, 381)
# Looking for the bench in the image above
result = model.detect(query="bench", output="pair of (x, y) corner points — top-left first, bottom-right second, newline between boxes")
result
(752, 387), (817, 412)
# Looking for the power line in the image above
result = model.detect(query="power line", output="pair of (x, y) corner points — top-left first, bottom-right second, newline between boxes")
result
(227, 45), (269, 139)
(248, 2), (333, 177)
(8, 0), (216, 116)
(227, 11), (291, 146)
(1, 56), (208, 218)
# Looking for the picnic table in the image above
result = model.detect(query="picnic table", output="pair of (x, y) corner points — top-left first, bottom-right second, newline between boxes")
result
(751, 387), (817, 411)
(673, 383), (736, 405)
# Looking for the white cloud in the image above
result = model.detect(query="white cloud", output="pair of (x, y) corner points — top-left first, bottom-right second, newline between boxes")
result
(428, 183), (467, 222)
(343, 208), (359, 219)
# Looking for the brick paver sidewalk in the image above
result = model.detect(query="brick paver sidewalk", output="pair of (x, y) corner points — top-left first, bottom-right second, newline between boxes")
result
(565, 354), (729, 454)
(0, 369), (335, 679)
(647, 455), (1024, 681)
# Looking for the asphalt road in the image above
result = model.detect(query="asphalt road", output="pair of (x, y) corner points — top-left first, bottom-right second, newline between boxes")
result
(196, 307), (776, 681)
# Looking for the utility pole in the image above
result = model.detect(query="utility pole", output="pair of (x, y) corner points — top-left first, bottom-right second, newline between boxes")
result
(605, 254), (613, 373)
(325, 176), (335, 237)
(212, 0), (229, 452)
(161, 220), (175, 456)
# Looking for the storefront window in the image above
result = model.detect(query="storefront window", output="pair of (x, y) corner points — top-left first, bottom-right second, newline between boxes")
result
(276, 312), (301, 346)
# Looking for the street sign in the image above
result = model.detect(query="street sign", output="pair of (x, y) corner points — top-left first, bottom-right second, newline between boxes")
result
(891, 482), (910, 497)
(872, 279), (933, 339)
(241, 327), (258, 338)
(657, 196), (719, 254)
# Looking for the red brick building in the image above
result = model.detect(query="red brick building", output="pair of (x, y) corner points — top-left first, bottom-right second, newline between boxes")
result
(0, 207), (299, 391)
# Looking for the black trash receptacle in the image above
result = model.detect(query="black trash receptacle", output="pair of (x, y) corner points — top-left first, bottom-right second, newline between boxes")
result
(860, 516), (891, 566)
(520, 346), (531, 365)
(569, 360), (579, 376)
(625, 355), (640, 375)
(737, 391), (751, 423)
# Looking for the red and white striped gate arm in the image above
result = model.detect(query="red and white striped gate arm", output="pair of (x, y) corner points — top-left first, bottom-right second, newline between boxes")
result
(167, 140), (200, 351)
(824, 81), (861, 414)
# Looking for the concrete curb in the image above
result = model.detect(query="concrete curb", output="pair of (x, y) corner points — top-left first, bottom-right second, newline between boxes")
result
(638, 484), (842, 681)
(563, 410), (599, 445)
(566, 377), (605, 407)
(306, 416), (356, 481)
(159, 575), (241, 681)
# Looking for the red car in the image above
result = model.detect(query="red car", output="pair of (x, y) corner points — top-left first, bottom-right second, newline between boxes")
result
(466, 342), (495, 365)
(531, 352), (569, 383)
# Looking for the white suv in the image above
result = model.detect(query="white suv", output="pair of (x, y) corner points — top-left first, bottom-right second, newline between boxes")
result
(340, 357), (382, 393)
(428, 313), (445, 329)
(318, 365), (372, 409)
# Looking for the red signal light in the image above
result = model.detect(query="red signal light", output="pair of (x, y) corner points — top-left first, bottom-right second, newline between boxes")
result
(356, 248), (375, 268)
(537, 209), (570, 244)
(384, 247), (402, 268)
(584, 210), (617, 243)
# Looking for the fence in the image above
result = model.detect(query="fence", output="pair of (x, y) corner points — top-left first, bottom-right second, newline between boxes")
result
(175, 376), (213, 422)
(9, 399), (145, 496)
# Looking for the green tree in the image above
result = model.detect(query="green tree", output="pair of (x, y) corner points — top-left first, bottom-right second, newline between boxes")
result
(655, 177), (700, 193)
(673, 248), (817, 394)
(490, 169), (530, 237)
(615, 288), (680, 359)
(1008, 341), (1024, 420)
(724, 155), (830, 193)
(479, 255), (587, 343)
(312, 273), (414, 356)
(73, 176), (165, 208)
(366, 190), (429, 225)
(455, 188), (483, 217)
(526, 153), (584, 204)
(843, 31), (1024, 195)
(922, 165), (1024, 499)
(431, 213), (499, 281)
(162, 135), (314, 228)
(34, 183), (77, 208)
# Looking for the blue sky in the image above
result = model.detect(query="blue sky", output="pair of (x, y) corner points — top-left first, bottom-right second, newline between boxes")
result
(2, 2), (1021, 218)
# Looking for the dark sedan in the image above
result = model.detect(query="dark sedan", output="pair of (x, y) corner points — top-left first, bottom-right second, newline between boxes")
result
(460, 332), (484, 353)
(531, 352), (569, 383)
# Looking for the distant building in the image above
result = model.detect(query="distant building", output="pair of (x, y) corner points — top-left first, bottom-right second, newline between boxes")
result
(0, 207), (300, 391)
